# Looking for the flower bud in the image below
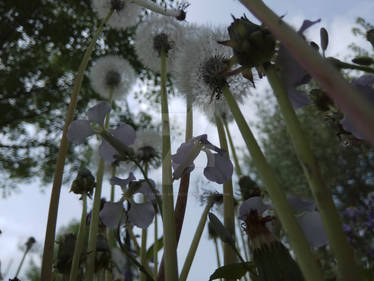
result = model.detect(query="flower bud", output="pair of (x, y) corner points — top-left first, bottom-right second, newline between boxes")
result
(352, 56), (374, 66)
(70, 168), (95, 197)
(223, 15), (276, 68)
(25, 237), (36, 251)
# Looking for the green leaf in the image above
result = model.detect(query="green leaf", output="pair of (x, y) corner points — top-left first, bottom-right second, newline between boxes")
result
(209, 262), (256, 280)
(145, 236), (163, 261)
(208, 213), (235, 245)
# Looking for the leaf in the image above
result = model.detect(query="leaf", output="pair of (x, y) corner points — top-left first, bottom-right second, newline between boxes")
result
(146, 236), (164, 261)
(209, 262), (255, 280)
(208, 213), (235, 245)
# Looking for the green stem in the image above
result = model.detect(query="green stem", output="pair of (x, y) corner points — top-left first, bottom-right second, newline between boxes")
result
(239, 0), (374, 145)
(157, 97), (193, 281)
(69, 194), (87, 281)
(222, 86), (324, 281)
(265, 64), (363, 281)
(215, 115), (237, 268)
(86, 90), (114, 281)
(41, 10), (113, 281)
(140, 228), (148, 281)
(15, 248), (29, 277)
(213, 238), (223, 281)
(179, 201), (214, 281)
(222, 118), (242, 177)
(328, 57), (374, 73)
(154, 213), (159, 279)
(160, 50), (178, 281)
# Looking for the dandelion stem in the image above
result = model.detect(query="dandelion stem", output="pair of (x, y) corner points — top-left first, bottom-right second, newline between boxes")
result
(265, 63), (363, 281)
(215, 115), (237, 267)
(41, 10), (113, 281)
(86, 90), (114, 281)
(239, 0), (374, 144)
(15, 248), (29, 277)
(154, 213), (159, 279)
(140, 228), (148, 281)
(69, 194), (87, 281)
(222, 86), (325, 281)
(160, 49), (178, 281)
(222, 118), (242, 177)
(179, 201), (214, 281)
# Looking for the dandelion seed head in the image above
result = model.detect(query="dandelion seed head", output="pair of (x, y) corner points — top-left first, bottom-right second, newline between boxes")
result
(134, 14), (184, 73)
(92, 0), (140, 29)
(89, 55), (136, 100)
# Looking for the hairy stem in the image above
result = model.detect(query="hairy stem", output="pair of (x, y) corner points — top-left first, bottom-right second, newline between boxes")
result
(223, 86), (324, 281)
(41, 11), (113, 281)
(265, 63), (363, 281)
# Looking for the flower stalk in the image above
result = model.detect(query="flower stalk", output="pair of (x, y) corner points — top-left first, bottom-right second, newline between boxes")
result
(222, 86), (325, 281)
(222, 118), (242, 177)
(179, 200), (215, 281)
(215, 115), (237, 268)
(238, 0), (374, 144)
(160, 49), (179, 281)
(69, 194), (87, 281)
(265, 63), (363, 281)
(41, 10), (113, 281)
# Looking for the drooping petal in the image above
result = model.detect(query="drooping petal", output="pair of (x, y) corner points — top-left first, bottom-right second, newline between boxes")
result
(110, 173), (136, 192)
(99, 201), (126, 229)
(136, 179), (157, 201)
(287, 194), (315, 213)
(239, 197), (268, 220)
(277, 19), (321, 109)
(297, 211), (328, 248)
(112, 123), (136, 146)
(99, 140), (118, 163)
(171, 138), (200, 179)
(87, 101), (111, 125)
(128, 201), (155, 229)
(203, 150), (233, 184)
(67, 120), (94, 144)
(340, 75), (374, 139)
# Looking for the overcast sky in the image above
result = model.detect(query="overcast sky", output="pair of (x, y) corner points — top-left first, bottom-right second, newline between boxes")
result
(1, 0), (373, 280)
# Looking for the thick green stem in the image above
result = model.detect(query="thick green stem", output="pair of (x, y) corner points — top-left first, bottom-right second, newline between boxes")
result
(215, 115), (237, 269)
(15, 248), (29, 277)
(41, 11), (113, 281)
(223, 118), (242, 177)
(160, 50), (178, 281)
(86, 91), (114, 281)
(222, 86), (324, 281)
(179, 201), (214, 281)
(265, 64), (363, 281)
(69, 194), (87, 281)
(239, 0), (374, 145)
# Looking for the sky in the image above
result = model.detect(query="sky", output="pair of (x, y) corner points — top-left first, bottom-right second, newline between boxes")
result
(0, 0), (374, 280)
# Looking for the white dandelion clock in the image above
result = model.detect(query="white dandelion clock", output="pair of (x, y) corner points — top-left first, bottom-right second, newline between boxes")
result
(134, 14), (184, 73)
(92, 0), (140, 29)
(174, 26), (250, 107)
(131, 130), (162, 168)
(89, 55), (136, 100)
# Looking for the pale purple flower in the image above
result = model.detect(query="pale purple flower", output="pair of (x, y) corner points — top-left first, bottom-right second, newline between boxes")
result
(172, 134), (233, 184)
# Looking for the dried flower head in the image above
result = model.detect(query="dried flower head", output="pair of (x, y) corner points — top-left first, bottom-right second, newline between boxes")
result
(134, 14), (184, 73)
(92, 0), (140, 29)
(89, 55), (136, 100)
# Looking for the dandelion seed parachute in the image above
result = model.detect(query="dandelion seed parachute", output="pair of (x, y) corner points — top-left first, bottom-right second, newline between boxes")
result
(88, 55), (136, 100)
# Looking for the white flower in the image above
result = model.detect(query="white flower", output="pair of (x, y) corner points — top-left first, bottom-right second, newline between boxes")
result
(131, 130), (162, 167)
(89, 55), (136, 100)
(134, 14), (184, 73)
(174, 25), (249, 108)
(92, 0), (140, 29)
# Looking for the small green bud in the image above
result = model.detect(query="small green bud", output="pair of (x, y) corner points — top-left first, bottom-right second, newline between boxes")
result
(366, 29), (374, 48)
(25, 237), (36, 251)
(320, 27), (329, 53)
(352, 56), (374, 66)
(224, 15), (276, 68)
(70, 168), (95, 197)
